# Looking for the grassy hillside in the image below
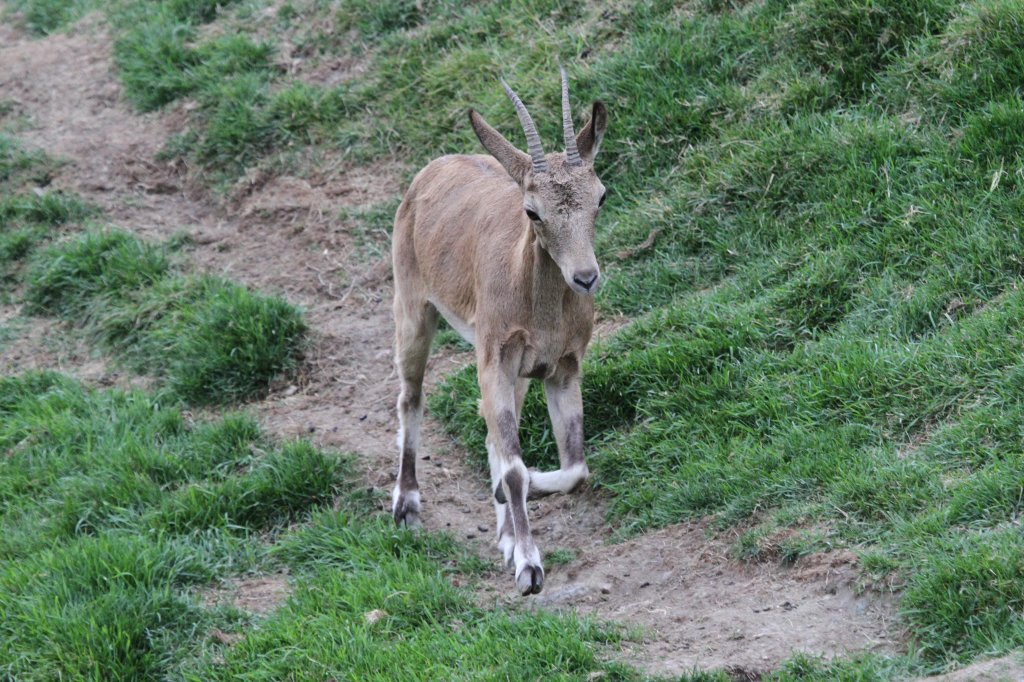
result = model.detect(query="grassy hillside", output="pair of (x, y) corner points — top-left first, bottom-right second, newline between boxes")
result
(398, 0), (1024, 668)
(4, 0), (1024, 676)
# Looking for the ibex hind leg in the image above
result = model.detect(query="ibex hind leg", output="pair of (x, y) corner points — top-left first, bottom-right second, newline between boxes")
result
(392, 297), (439, 528)
(524, 371), (590, 498)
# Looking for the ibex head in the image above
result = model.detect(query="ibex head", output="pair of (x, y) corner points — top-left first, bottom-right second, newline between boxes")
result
(468, 66), (608, 295)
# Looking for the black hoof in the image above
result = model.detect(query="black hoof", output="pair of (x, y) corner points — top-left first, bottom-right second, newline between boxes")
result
(517, 565), (544, 596)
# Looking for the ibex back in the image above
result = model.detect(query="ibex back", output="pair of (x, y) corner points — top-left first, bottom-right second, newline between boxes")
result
(391, 67), (608, 595)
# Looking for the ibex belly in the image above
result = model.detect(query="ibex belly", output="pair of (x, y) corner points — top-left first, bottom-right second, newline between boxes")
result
(429, 297), (476, 346)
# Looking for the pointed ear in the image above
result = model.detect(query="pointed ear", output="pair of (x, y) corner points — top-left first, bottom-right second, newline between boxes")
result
(575, 101), (607, 164)
(469, 109), (532, 186)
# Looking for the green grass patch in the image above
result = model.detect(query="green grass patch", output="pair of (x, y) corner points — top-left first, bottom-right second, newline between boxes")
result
(545, 547), (577, 567)
(901, 527), (1024, 662)
(187, 507), (640, 682)
(100, 0), (363, 182)
(0, 134), (58, 187)
(0, 131), (302, 407)
(3, 0), (99, 34)
(781, 0), (958, 100)
(0, 372), (647, 680)
(0, 372), (333, 678)
(0, 134), (90, 280)
(114, 23), (275, 113)
(432, 320), (473, 352)
(889, 0), (1024, 119)
(24, 229), (307, 404)
(0, 191), (89, 227)
(337, 0), (425, 42)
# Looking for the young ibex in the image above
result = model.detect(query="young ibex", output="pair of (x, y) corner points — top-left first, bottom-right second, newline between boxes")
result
(391, 67), (607, 595)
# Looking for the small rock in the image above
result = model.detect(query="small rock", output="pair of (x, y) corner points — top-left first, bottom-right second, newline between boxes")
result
(364, 609), (388, 625)
(534, 584), (589, 605)
(466, 533), (476, 540)
(477, 525), (489, 533)
(210, 628), (241, 645)
(599, 584), (611, 595)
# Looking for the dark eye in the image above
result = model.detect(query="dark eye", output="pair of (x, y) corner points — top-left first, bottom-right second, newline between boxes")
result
(525, 208), (541, 222)
(598, 191), (607, 207)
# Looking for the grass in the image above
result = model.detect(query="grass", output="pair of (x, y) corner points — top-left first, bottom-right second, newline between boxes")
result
(102, 0), (363, 185)
(0, 133), (58, 186)
(190, 510), (641, 682)
(0, 133), (91, 285)
(81, 0), (1023, 666)
(2, 0), (100, 34)
(407, 0), (1024, 669)
(22, 229), (307, 404)
(6, 0), (1024, 675)
(0, 371), (649, 681)
(0, 372), (328, 679)
(0, 127), (304, 406)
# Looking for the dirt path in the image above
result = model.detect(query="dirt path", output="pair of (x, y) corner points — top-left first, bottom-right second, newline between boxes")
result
(0, 13), (902, 677)
(922, 653), (1024, 682)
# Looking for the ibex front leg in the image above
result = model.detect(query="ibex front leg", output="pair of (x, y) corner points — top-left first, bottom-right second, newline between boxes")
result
(480, 363), (544, 595)
(529, 358), (590, 498)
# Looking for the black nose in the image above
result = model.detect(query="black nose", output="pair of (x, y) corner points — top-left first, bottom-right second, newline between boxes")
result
(573, 269), (599, 291)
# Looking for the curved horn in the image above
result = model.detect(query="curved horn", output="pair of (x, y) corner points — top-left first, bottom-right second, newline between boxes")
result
(501, 77), (548, 174)
(560, 63), (581, 167)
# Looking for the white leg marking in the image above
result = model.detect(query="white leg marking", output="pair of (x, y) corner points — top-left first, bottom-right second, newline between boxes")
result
(487, 440), (515, 566)
(396, 400), (422, 451)
(527, 462), (590, 497)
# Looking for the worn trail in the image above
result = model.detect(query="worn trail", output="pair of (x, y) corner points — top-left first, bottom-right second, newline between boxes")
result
(0, 14), (900, 676)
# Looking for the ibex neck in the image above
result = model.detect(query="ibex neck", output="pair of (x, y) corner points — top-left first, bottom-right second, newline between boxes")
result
(523, 227), (570, 328)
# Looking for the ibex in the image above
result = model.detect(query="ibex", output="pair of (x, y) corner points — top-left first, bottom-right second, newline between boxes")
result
(391, 67), (607, 595)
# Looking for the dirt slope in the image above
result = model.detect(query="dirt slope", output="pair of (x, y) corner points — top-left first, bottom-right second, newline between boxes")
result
(0, 13), (901, 677)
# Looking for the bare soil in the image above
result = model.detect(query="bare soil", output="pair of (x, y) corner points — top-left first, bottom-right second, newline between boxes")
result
(200, 574), (292, 616)
(0, 12), (905, 677)
(0, 299), (151, 391)
(921, 654), (1024, 682)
